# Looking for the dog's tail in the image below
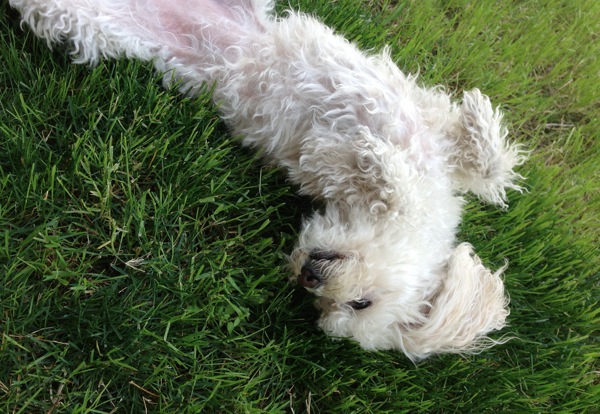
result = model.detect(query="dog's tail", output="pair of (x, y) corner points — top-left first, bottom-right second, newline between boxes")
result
(448, 89), (528, 208)
(401, 243), (511, 361)
(10, 0), (273, 65)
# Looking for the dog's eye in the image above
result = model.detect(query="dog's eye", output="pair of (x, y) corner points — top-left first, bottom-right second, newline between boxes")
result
(348, 299), (372, 310)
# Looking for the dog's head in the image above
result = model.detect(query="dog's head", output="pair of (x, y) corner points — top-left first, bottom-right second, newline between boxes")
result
(290, 204), (509, 360)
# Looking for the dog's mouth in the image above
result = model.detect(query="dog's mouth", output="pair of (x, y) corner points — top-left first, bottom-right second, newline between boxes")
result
(308, 251), (346, 262)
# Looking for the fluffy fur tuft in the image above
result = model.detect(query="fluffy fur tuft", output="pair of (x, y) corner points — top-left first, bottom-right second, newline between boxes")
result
(449, 89), (528, 207)
(11, 0), (526, 359)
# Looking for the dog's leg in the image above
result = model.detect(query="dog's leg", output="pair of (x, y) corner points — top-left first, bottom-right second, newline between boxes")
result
(446, 89), (527, 207)
(10, 0), (271, 64)
(289, 125), (421, 216)
(11, 0), (277, 101)
(9, 0), (162, 63)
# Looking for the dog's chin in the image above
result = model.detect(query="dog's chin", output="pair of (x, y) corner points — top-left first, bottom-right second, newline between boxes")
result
(314, 300), (391, 350)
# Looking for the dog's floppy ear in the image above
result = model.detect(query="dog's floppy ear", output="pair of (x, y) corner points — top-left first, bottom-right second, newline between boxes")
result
(401, 243), (510, 360)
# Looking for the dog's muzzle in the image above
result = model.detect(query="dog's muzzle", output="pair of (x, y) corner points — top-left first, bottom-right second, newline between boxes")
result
(296, 251), (345, 289)
(297, 264), (322, 289)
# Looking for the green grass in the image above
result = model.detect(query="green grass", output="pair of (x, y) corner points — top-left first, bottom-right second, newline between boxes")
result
(1, 0), (598, 412)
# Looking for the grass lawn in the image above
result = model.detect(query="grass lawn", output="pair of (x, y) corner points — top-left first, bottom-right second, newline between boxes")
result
(1, 0), (598, 412)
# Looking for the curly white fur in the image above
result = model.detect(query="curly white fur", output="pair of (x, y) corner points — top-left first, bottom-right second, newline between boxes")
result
(10, 0), (526, 360)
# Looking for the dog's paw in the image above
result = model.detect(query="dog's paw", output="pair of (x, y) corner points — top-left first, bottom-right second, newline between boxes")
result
(449, 89), (528, 207)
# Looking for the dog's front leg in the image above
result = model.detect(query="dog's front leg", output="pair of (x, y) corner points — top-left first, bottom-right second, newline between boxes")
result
(291, 125), (419, 216)
(446, 89), (527, 207)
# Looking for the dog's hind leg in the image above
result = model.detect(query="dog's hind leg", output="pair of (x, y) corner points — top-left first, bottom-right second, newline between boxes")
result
(10, 0), (272, 64)
(447, 89), (527, 207)
(9, 0), (163, 64)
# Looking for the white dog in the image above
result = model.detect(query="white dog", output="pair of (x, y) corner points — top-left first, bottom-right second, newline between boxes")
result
(11, 0), (525, 360)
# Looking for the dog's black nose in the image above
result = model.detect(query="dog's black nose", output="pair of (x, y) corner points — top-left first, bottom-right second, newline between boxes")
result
(298, 265), (322, 289)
